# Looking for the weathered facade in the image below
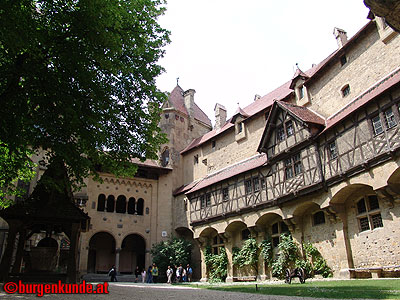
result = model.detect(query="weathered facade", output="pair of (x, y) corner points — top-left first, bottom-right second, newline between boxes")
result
(1, 15), (400, 282)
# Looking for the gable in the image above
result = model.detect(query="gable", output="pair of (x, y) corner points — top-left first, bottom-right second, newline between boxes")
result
(258, 101), (325, 160)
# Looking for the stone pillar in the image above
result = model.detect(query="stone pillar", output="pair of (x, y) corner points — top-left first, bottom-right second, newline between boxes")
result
(221, 232), (233, 283)
(249, 225), (267, 281)
(11, 228), (27, 273)
(0, 220), (21, 281)
(331, 204), (354, 278)
(67, 223), (81, 283)
(115, 248), (120, 274)
(195, 237), (208, 282)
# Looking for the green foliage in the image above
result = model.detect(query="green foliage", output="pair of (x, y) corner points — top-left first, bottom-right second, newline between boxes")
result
(260, 236), (273, 267)
(232, 237), (259, 274)
(150, 237), (193, 282)
(272, 233), (300, 279)
(0, 0), (170, 205)
(0, 143), (36, 207)
(303, 242), (333, 278)
(204, 246), (228, 282)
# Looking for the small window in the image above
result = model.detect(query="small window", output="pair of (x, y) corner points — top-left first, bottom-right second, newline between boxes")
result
(222, 187), (229, 201)
(356, 195), (383, 232)
(286, 120), (294, 137)
(212, 140), (216, 149)
(241, 229), (251, 240)
(340, 55), (347, 66)
(328, 141), (338, 159)
(277, 126), (285, 142)
(372, 115), (383, 135)
(271, 221), (289, 248)
(293, 153), (302, 175)
(165, 113), (169, 119)
(245, 179), (252, 194)
(313, 211), (326, 226)
(285, 158), (294, 179)
(206, 193), (211, 206)
(271, 222), (279, 235)
(341, 84), (350, 97)
(161, 149), (169, 167)
(237, 122), (243, 133)
(200, 195), (205, 208)
(194, 155), (199, 164)
(384, 108), (397, 129)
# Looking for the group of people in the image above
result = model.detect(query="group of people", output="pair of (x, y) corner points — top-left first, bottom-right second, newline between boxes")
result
(109, 263), (193, 284)
(166, 264), (193, 284)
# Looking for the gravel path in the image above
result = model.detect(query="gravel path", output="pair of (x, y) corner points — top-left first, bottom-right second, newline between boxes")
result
(0, 282), (369, 300)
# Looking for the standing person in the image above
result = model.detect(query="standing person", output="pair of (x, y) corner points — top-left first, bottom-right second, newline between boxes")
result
(108, 265), (117, 282)
(134, 266), (140, 283)
(146, 265), (153, 283)
(166, 265), (173, 284)
(182, 266), (187, 282)
(178, 264), (183, 282)
(175, 265), (181, 283)
(151, 263), (159, 283)
(141, 268), (146, 283)
(186, 264), (193, 282)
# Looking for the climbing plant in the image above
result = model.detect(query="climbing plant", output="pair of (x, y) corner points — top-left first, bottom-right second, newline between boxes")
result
(271, 233), (301, 279)
(232, 237), (260, 274)
(303, 242), (333, 278)
(260, 236), (274, 267)
(204, 246), (228, 282)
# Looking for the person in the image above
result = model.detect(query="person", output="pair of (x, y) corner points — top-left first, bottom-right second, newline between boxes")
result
(177, 264), (183, 282)
(108, 265), (117, 282)
(134, 266), (140, 283)
(146, 265), (153, 283)
(141, 268), (146, 283)
(166, 265), (173, 284)
(186, 264), (193, 282)
(175, 265), (181, 283)
(151, 263), (159, 283)
(182, 266), (187, 282)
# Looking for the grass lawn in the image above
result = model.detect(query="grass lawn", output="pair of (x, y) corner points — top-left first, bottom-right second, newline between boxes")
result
(193, 279), (400, 299)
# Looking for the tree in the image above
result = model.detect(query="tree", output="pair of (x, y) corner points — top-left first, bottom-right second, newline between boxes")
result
(0, 0), (170, 205)
(151, 237), (193, 282)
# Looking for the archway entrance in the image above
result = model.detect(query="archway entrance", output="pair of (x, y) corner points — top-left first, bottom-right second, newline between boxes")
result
(119, 234), (145, 274)
(87, 232), (116, 273)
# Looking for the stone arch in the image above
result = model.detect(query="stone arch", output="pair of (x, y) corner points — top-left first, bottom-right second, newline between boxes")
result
(87, 232), (116, 273)
(119, 234), (146, 274)
(255, 212), (287, 248)
(97, 194), (106, 211)
(175, 227), (201, 280)
(330, 184), (374, 205)
(31, 237), (59, 272)
(116, 195), (127, 214)
(127, 197), (136, 214)
(387, 166), (400, 194)
(106, 195), (115, 213)
(136, 198), (144, 215)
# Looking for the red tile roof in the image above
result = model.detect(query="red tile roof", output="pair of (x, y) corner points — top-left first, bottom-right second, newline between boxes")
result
(279, 101), (325, 126)
(184, 153), (268, 194)
(167, 85), (212, 127)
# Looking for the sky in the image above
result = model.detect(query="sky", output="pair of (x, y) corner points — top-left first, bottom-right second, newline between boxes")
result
(155, 1), (371, 126)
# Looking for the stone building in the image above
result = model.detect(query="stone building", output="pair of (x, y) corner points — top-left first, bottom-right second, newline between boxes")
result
(1, 14), (400, 282)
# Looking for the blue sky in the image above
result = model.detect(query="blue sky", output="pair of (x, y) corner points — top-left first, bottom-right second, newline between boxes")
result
(156, 1), (371, 124)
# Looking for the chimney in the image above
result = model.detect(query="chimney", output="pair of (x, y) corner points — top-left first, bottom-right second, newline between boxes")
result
(333, 27), (348, 48)
(254, 94), (261, 101)
(214, 103), (227, 130)
(183, 89), (195, 117)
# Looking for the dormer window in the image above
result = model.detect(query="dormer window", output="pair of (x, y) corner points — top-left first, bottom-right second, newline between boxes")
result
(299, 86), (305, 99)
(237, 122), (243, 133)
(286, 120), (294, 137)
(277, 126), (285, 142)
(341, 84), (350, 97)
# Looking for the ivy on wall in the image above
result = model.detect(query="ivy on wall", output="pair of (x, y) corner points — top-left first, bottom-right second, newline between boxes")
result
(204, 246), (228, 282)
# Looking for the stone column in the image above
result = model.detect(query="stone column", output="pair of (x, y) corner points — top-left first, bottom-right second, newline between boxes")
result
(115, 248), (120, 274)
(195, 237), (208, 282)
(221, 232), (233, 283)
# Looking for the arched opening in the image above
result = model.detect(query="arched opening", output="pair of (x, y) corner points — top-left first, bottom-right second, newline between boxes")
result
(387, 166), (400, 194)
(116, 195), (127, 213)
(31, 237), (59, 272)
(87, 232), (116, 273)
(127, 197), (136, 214)
(176, 227), (200, 280)
(106, 195), (115, 213)
(136, 198), (144, 215)
(97, 194), (106, 211)
(119, 234), (146, 274)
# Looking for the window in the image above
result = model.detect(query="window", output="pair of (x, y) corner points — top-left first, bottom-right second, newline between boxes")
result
(222, 187), (229, 201)
(241, 229), (251, 240)
(206, 193), (211, 206)
(194, 155), (199, 164)
(161, 149), (169, 167)
(299, 86), (305, 99)
(340, 55), (347, 66)
(372, 115), (384, 135)
(245, 179), (252, 194)
(136, 198), (144, 215)
(212, 140), (216, 149)
(237, 122), (243, 133)
(277, 126), (285, 142)
(106, 195), (115, 212)
(356, 195), (383, 232)
(97, 194), (106, 211)
(313, 211), (326, 226)
(271, 221), (290, 248)
(200, 195), (205, 208)
(328, 141), (338, 159)
(285, 153), (302, 180)
(341, 84), (350, 97)
(212, 235), (224, 255)
(286, 120), (294, 137)
(384, 108), (397, 129)
(116, 195), (127, 213)
(253, 177), (260, 192)
(164, 113), (169, 119)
